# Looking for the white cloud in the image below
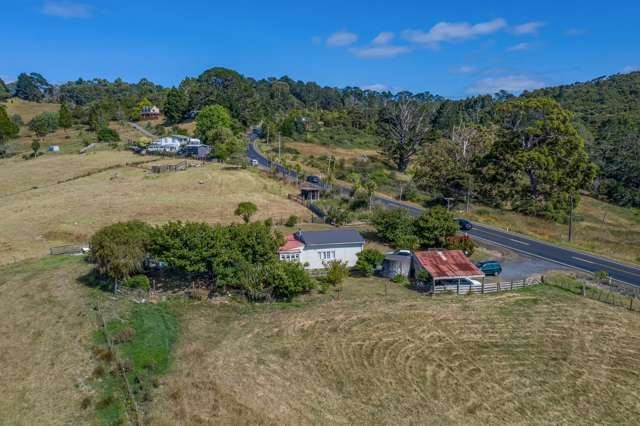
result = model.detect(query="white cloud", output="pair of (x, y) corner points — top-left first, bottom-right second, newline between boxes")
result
(450, 65), (477, 74)
(466, 75), (546, 95)
(41, 1), (92, 18)
(350, 45), (411, 59)
(362, 84), (389, 92)
(326, 31), (358, 47)
(507, 42), (532, 52)
(402, 18), (507, 47)
(372, 32), (394, 45)
(622, 65), (640, 74)
(565, 28), (586, 36)
(513, 21), (545, 35)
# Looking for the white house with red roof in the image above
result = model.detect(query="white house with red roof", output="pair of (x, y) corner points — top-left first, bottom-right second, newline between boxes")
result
(279, 229), (365, 270)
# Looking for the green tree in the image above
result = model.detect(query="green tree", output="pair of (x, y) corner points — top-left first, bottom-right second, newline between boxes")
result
(0, 78), (10, 101)
(195, 104), (233, 142)
(371, 208), (415, 246)
(58, 103), (73, 130)
(30, 139), (41, 157)
(89, 220), (153, 292)
(355, 248), (384, 276)
(164, 88), (189, 124)
(0, 106), (19, 146)
(97, 128), (120, 142)
(15, 73), (51, 102)
(362, 179), (378, 210)
(131, 98), (152, 121)
(234, 202), (258, 223)
(207, 127), (241, 161)
(480, 98), (597, 219)
(28, 112), (59, 137)
(324, 260), (349, 287)
(413, 207), (459, 248)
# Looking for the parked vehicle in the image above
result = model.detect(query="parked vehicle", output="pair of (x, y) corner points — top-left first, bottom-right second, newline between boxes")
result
(306, 175), (321, 184)
(394, 250), (412, 256)
(456, 218), (473, 230)
(438, 277), (482, 286)
(250, 159), (259, 167)
(476, 260), (502, 276)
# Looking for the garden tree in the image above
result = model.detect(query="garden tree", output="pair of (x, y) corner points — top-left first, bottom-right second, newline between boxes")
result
(237, 260), (314, 302)
(346, 172), (362, 196)
(14, 72), (52, 102)
(163, 87), (189, 124)
(234, 202), (258, 223)
(28, 112), (59, 137)
(355, 248), (384, 276)
(371, 208), (415, 247)
(58, 103), (73, 130)
(89, 220), (153, 292)
(0, 106), (20, 145)
(195, 104), (233, 143)
(413, 207), (459, 248)
(325, 205), (352, 226)
(88, 106), (108, 131)
(0, 78), (10, 100)
(30, 139), (41, 157)
(324, 259), (350, 288)
(447, 236), (476, 256)
(378, 99), (434, 172)
(362, 179), (378, 210)
(479, 98), (597, 219)
(207, 127), (242, 161)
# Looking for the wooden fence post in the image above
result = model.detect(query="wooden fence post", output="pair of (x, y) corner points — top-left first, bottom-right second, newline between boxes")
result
(456, 279), (460, 295)
(481, 277), (485, 294)
(510, 280), (513, 291)
(629, 297), (633, 311)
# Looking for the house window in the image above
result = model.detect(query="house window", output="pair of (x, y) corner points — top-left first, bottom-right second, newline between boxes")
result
(280, 253), (300, 262)
(319, 251), (336, 260)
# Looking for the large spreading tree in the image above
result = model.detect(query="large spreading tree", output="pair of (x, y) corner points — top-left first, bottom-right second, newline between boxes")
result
(479, 98), (597, 219)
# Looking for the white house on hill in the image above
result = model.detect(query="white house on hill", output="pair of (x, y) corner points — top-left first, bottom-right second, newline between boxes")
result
(279, 229), (365, 269)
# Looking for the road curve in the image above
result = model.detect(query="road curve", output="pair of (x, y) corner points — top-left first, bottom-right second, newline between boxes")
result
(247, 141), (640, 287)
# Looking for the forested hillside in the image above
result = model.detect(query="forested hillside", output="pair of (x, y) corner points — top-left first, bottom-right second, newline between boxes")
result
(1, 68), (638, 211)
(527, 72), (640, 206)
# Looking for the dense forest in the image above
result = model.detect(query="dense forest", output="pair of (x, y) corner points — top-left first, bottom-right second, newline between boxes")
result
(1, 68), (638, 211)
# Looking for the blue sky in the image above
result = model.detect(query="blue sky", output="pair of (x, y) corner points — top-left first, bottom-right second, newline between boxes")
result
(2, 0), (640, 98)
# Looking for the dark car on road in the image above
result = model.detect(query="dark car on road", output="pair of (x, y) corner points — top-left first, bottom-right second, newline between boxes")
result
(476, 260), (502, 276)
(456, 218), (473, 230)
(306, 175), (321, 184)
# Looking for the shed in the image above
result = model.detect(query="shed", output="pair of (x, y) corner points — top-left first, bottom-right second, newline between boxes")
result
(412, 250), (484, 283)
(381, 252), (412, 278)
(48, 145), (60, 152)
(300, 184), (321, 202)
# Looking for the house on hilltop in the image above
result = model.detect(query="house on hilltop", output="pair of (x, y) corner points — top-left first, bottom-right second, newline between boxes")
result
(140, 105), (161, 120)
(279, 229), (365, 269)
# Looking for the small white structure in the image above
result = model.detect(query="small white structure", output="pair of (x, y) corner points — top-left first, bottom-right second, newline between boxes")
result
(279, 229), (365, 270)
(48, 145), (60, 152)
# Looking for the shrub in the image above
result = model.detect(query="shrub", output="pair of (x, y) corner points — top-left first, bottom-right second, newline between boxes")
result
(413, 207), (459, 248)
(416, 269), (430, 283)
(447, 236), (476, 256)
(97, 128), (120, 142)
(324, 260), (350, 287)
(28, 112), (59, 137)
(371, 208), (415, 246)
(124, 274), (150, 291)
(285, 215), (299, 227)
(355, 248), (384, 276)
(391, 274), (408, 285)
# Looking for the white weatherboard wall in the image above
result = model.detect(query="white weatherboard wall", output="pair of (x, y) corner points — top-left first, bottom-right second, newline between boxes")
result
(300, 243), (363, 269)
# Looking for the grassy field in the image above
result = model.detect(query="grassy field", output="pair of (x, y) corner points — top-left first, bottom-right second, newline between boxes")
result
(467, 197), (640, 265)
(0, 154), (308, 265)
(147, 276), (640, 425)
(2, 98), (60, 122)
(0, 256), (96, 426)
(2, 254), (640, 424)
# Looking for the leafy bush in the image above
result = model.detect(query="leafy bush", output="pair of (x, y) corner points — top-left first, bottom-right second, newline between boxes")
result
(355, 248), (384, 276)
(124, 274), (150, 291)
(97, 128), (120, 142)
(285, 215), (299, 227)
(371, 208), (415, 247)
(413, 207), (459, 248)
(391, 274), (408, 285)
(447, 236), (476, 256)
(324, 260), (350, 287)
(237, 260), (314, 301)
(28, 112), (59, 137)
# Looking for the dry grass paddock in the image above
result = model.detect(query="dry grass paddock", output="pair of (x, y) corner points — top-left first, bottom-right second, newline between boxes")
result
(0, 154), (307, 265)
(284, 141), (381, 161)
(0, 256), (96, 426)
(2, 98), (61, 122)
(148, 278), (640, 425)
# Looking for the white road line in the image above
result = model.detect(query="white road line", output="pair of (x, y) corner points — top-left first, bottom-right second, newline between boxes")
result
(572, 256), (596, 264)
(508, 238), (530, 246)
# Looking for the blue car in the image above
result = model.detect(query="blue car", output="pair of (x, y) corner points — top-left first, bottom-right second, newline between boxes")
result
(476, 260), (502, 276)
(306, 175), (321, 184)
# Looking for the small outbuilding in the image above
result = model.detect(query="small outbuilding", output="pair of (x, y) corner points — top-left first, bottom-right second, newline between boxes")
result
(412, 250), (484, 284)
(48, 145), (60, 152)
(300, 184), (321, 202)
(381, 251), (412, 278)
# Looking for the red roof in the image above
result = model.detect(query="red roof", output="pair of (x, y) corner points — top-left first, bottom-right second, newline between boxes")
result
(414, 250), (484, 279)
(279, 234), (304, 252)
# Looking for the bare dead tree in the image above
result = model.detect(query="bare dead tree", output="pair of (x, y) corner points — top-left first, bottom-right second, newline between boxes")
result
(451, 122), (492, 212)
(379, 99), (433, 172)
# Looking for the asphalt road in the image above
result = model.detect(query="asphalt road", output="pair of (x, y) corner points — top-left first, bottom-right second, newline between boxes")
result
(247, 140), (640, 287)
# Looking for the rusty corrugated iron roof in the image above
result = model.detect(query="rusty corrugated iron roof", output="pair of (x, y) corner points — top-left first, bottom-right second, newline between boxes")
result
(279, 234), (305, 252)
(414, 250), (484, 279)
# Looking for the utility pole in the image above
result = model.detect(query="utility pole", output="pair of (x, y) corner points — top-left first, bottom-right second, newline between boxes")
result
(278, 133), (281, 164)
(568, 194), (574, 242)
(444, 197), (454, 211)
